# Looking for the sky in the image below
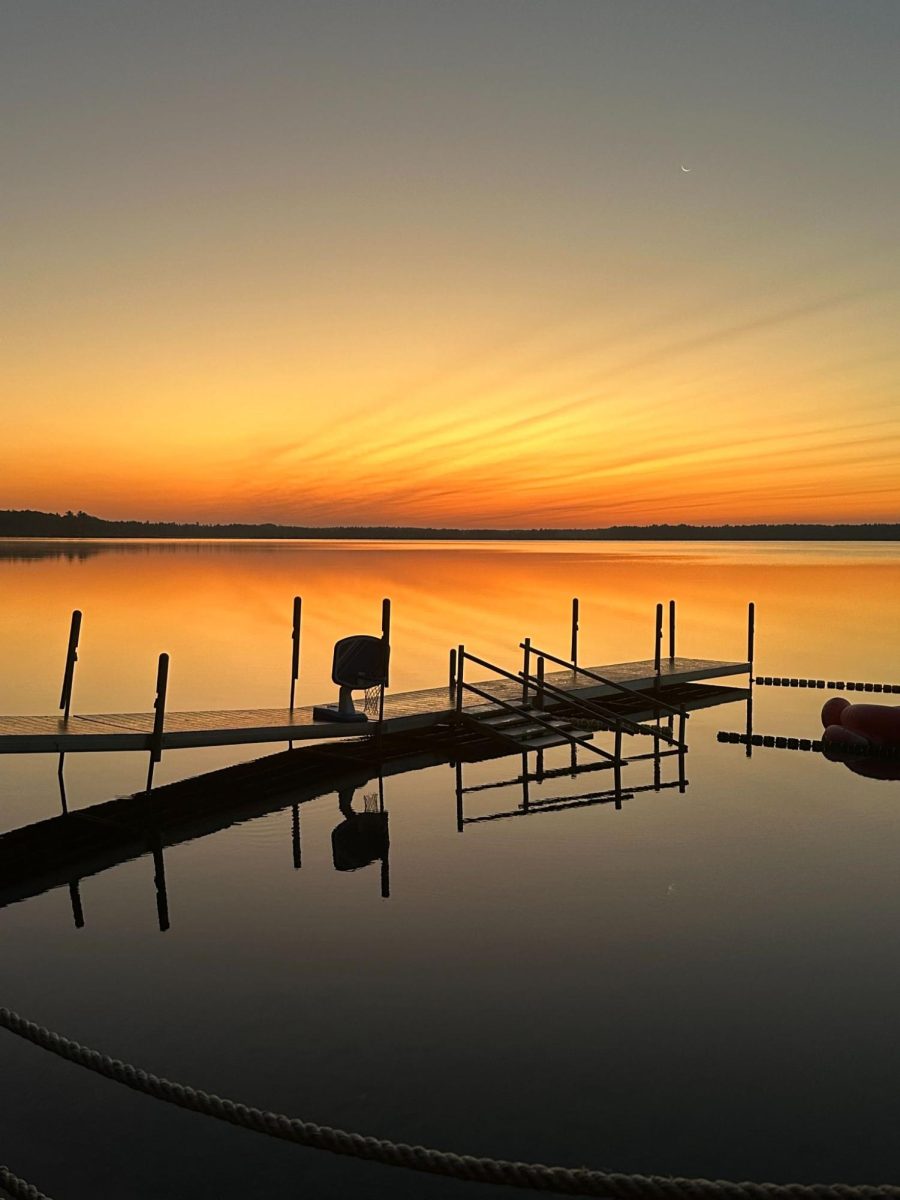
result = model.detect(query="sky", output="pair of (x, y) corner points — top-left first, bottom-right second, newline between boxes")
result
(3, 0), (899, 527)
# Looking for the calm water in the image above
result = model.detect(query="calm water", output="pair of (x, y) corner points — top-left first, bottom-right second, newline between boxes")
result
(2, 539), (900, 1200)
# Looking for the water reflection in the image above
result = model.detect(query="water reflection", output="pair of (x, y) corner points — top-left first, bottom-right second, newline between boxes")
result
(0, 703), (706, 933)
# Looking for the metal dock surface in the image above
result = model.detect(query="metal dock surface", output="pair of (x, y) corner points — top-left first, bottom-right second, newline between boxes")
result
(0, 656), (748, 754)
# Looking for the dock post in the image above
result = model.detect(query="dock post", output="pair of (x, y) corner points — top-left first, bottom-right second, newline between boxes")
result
(146, 653), (169, 792)
(536, 655), (545, 710)
(571, 598), (579, 668)
(747, 602), (756, 675)
(521, 752), (530, 812)
(58, 608), (82, 781)
(449, 647), (457, 692)
(654, 603), (663, 679)
(522, 638), (532, 704)
(289, 596), (302, 710)
(59, 609), (82, 720)
(455, 645), (465, 714)
(614, 724), (623, 796)
(378, 598), (391, 749)
(668, 599), (676, 660)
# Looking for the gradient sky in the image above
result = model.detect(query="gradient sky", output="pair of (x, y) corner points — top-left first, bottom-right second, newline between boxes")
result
(3, 0), (899, 526)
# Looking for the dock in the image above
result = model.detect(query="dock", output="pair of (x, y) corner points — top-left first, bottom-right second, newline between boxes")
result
(0, 655), (749, 755)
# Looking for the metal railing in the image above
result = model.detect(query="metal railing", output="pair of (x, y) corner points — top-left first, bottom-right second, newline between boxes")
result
(453, 646), (619, 762)
(519, 641), (687, 747)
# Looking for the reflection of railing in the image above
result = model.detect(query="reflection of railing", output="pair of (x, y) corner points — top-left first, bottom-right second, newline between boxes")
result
(519, 640), (687, 748)
(455, 730), (687, 831)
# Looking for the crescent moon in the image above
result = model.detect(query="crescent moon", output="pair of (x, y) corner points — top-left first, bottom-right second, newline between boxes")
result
(680, 164), (692, 172)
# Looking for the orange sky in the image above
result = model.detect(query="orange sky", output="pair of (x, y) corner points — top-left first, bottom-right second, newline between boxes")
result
(3, 3), (899, 527)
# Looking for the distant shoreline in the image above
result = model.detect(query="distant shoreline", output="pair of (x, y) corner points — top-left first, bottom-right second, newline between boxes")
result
(2, 509), (899, 541)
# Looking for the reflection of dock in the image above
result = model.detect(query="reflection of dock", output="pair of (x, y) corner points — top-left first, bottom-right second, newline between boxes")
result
(0, 679), (748, 929)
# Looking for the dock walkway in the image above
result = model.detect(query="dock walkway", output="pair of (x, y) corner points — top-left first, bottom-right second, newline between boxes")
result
(0, 656), (748, 755)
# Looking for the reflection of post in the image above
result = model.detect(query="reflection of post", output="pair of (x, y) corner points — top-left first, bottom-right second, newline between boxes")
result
(521, 751), (530, 812)
(152, 841), (170, 932)
(571, 597), (579, 668)
(58, 764), (68, 815)
(745, 692), (754, 759)
(455, 760), (464, 832)
(678, 728), (687, 793)
(380, 853), (390, 899)
(291, 804), (302, 868)
(68, 880), (84, 929)
(614, 725), (623, 796)
(146, 653), (169, 793)
(653, 717), (662, 791)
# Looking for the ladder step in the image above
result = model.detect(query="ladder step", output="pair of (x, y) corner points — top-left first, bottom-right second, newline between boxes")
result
(515, 731), (592, 751)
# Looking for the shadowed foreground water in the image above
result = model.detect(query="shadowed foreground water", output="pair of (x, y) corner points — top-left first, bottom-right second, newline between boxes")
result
(2, 540), (900, 1200)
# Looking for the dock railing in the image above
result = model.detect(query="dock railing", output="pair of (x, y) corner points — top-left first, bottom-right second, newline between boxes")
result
(519, 641), (688, 748)
(454, 647), (621, 764)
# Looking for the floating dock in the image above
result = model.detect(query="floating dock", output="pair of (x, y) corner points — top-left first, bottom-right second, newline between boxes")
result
(0, 655), (749, 755)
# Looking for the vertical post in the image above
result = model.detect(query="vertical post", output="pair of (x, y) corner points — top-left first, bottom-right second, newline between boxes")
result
(455, 644), (465, 714)
(747, 602), (756, 675)
(146, 653), (169, 792)
(654, 603), (663, 677)
(58, 609), (82, 779)
(378, 598), (391, 748)
(536, 656), (545, 710)
(668, 599), (676, 661)
(59, 609), (82, 720)
(521, 752), (530, 812)
(653, 717), (662, 791)
(522, 637), (532, 705)
(289, 596), (302, 710)
(449, 647), (457, 692)
(536, 747), (545, 783)
(291, 804), (302, 869)
(571, 598), (579, 668)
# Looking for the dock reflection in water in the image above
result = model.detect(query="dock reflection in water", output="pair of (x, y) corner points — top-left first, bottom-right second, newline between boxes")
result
(0, 690), (713, 933)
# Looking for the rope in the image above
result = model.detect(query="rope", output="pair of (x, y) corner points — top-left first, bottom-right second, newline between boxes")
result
(3, 1006), (900, 1200)
(755, 677), (900, 693)
(0, 1165), (53, 1200)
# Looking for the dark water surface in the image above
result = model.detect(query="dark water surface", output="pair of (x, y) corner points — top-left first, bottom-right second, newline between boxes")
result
(2, 540), (900, 1199)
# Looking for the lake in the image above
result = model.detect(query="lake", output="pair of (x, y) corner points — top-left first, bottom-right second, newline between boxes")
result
(2, 539), (900, 1200)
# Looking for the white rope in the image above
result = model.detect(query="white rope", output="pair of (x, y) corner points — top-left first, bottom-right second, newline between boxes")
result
(0, 1164), (53, 1200)
(2, 1006), (899, 1199)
